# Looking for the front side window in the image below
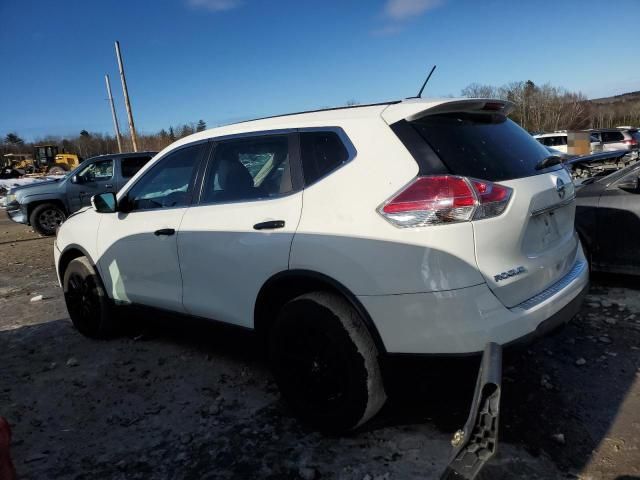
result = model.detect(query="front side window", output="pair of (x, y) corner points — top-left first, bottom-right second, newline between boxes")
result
(78, 159), (114, 181)
(202, 135), (291, 203)
(125, 144), (201, 211)
(121, 156), (152, 178)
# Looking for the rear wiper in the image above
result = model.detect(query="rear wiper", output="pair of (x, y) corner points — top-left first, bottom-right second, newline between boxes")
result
(535, 155), (563, 170)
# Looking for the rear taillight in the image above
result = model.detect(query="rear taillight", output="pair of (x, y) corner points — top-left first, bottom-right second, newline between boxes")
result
(624, 139), (638, 145)
(379, 175), (512, 228)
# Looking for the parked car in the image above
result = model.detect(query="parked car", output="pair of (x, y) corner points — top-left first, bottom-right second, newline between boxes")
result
(544, 146), (574, 161)
(575, 161), (640, 275)
(54, 98), (588, 433)
(534, 131), (601, 153)
(588, 128), (640, 153)
(5, 152), (156, 235)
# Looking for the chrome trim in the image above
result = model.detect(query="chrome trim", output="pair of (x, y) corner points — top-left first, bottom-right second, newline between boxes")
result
(530, 194), (575, 217)
(513, 260), (587, 311)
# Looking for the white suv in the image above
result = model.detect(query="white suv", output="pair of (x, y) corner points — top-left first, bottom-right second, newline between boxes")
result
(54, 98), (589, 432)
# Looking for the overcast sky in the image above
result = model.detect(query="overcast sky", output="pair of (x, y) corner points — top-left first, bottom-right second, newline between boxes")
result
(2, 0), (639, 140)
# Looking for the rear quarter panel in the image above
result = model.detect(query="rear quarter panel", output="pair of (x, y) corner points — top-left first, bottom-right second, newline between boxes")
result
(289, 117), (483, 296)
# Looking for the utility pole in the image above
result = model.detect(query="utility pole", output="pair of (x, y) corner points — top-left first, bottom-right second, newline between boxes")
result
(114, 40), (139, 152)
(104, 74), (123, 153)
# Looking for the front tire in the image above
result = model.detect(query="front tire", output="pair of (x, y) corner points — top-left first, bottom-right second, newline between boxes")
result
(269, 292), (386, 433)
(30, 203), (66, 236)
(63, 256), (115, 338)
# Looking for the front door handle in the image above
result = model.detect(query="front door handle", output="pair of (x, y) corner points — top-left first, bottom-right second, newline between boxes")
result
(154, 228), (175, 236)
(253, 220), (285, 230)
(105, 184), (113, 189)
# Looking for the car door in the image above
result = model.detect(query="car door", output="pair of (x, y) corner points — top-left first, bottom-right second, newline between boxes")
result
(601, 130), (625, 151)
(96, 143), (205, 311)
(178, 132), (303, 328)
(116, 154), (154, 191)
(595, 166), (640, 273)
(66, 158), (115, 212)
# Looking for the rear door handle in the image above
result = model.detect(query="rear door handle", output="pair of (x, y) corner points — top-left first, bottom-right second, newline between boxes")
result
(105, 184), (113, 189)
(154, 228), (175, 236)
(253, 220), (285, 230)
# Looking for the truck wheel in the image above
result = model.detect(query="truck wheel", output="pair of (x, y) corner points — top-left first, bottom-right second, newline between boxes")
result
(269, 292), (386, 433)
(63, 256), (115, 338)
(30, 203), (66, 236)
(48, 165), (68, 175)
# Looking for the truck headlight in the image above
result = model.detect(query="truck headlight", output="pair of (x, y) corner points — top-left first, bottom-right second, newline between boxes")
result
(5, 193), (16, 205)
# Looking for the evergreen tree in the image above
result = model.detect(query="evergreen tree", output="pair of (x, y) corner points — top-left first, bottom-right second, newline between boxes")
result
(196, 119), (207, 132)
(4, 133), (24, 145)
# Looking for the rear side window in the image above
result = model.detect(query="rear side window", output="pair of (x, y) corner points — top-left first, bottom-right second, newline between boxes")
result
(202, 135), (292, 203)
(300, 131), (349, 185)
(602, 131), (624, 142)
(407, 113), (561, 182)
(121, 156), (152, 178)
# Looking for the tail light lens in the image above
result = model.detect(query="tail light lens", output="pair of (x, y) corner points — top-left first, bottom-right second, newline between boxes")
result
(624, 139), (638, 145)
(379, 175), (512, 228)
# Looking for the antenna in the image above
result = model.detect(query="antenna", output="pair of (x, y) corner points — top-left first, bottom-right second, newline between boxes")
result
(413, 65), (437, 99)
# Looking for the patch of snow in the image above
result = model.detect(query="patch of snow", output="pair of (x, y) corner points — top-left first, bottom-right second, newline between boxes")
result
(0, 175), (64, 191)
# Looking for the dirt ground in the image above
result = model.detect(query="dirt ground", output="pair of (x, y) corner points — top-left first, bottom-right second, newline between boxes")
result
(0, 216), (639, 480)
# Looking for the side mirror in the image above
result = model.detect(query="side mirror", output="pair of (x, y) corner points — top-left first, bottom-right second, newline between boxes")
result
(617, 177), (640, 193)
(71, 175), (82, 184)
(91, 192), (117, 213)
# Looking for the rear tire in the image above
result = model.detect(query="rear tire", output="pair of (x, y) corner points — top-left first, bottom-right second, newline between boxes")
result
(269, 292), (386, 433)
(63, 256), (115, 338)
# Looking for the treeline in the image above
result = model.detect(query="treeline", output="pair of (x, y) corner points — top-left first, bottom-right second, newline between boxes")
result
(4, 81), (640, 159)
(1, 120), (207, 159)
(461, 80), (640, 132)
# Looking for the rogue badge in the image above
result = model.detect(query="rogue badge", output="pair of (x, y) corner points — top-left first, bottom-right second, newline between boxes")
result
(494, 266), (527, 282)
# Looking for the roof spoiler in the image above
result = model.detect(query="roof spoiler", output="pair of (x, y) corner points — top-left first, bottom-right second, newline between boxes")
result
(381, 98), (515, 125)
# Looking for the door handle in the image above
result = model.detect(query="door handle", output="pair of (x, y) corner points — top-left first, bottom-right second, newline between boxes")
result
(154, 228), (175, 236)
(105, 184), (113, 189)
(253, 220), (285, 230)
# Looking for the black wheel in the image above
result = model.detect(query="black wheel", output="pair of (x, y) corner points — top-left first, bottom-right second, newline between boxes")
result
(269, 292), (386, 433)
(29, 203), (66, 236)
(48, 165), (68, 175)
(63, 256), (115, 338)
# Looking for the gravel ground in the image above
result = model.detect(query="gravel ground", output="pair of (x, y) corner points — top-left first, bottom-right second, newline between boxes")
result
(0, 216), (639, 479)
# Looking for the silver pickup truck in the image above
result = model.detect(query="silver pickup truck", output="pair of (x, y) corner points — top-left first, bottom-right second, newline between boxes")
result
(5, 151), (156, 235)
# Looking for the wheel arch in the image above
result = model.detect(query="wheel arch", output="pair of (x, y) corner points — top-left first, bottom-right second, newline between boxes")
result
(254, 269), (387, 355)
(58, 244), (99, 285)
(26, 198), (68, 220)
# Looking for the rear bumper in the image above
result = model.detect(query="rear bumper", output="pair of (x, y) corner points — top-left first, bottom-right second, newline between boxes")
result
(5, 204), (28, 224)
(359, 253), (589, 354)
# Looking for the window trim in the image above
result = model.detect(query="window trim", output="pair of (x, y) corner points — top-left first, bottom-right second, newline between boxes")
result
(119, 141), (208, 213)
(194, 130), (303, 207)
(78, 158), (115, 182)
(297, 127), (357, 188)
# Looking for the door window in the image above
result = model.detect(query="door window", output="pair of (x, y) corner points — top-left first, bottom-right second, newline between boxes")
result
(601, 131), (624, 142)
(125, 144), (202, 211)
(201, 135), (292, 203)
(121, 156), (152, 178)
(78, 159), (113, 181)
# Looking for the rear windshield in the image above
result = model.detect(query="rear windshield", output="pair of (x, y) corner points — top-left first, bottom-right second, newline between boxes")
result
(409, 113), (562, 182)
